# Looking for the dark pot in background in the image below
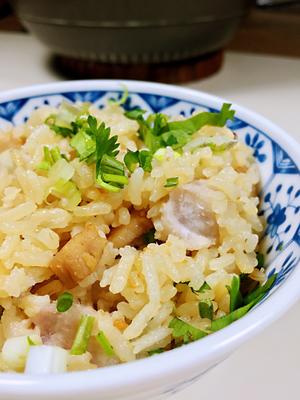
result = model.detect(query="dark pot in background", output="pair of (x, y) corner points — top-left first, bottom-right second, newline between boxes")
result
(12, 0), (251, 64)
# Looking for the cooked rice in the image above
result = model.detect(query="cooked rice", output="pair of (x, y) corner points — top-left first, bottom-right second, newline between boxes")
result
(0, 101), (263, 372)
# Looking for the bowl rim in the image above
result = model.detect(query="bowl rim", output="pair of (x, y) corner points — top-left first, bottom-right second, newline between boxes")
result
(0, 79), (299, 398)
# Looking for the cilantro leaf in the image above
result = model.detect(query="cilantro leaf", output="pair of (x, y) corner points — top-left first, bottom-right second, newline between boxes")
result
(179, 281), (211, 294)
(125, 104), (235, 153)
(161, 129), (191, 149)
(227, 275), (243, 313)
(46, 122), (74, 138)
(86, 117), (127, 192)
(256, 253), (265, 268)
(167, 103), (235, 133)
(211, 273), (277, 332)
(148, 348), (164, 356)
(239, 273), (259, 298)
(124, 150), (139, 173)
(124, 149), (153, 173)
(243, 273), (277, 305)
(70, 315), (94, 355)
(138, 150), (153, 172)
(198, 300), (213, 320)
(125, 110), (167, 153)
(169, 317), (207, 343)
(211, 297), (261, 332)
(197, 282), (211, 293)
(125, 108), (146, 120)
(143, 228), (156, 244)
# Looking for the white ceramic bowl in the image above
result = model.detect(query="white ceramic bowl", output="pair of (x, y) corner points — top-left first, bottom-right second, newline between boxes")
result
(0, 80), (299, 400)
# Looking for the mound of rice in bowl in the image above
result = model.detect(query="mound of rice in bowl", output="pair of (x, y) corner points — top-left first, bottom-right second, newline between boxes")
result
(0, 96), (272, 373)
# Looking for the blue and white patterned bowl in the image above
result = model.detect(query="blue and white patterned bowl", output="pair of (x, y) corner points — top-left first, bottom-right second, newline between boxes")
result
(0, 80), (299, 400)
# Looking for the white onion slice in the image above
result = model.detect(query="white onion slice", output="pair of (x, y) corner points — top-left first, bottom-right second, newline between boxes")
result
(25, 345), (67, 374)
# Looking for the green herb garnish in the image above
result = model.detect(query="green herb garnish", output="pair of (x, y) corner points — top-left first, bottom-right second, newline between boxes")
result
(148, 348), (164, 356)
(124, 149), (153, 173)
(243, 273), (277, 305)
(197, 282), (211, 293)
(126, 103), (235, 153)
(56, 292), (73, 313)
(96, 331), (115, 356)
(27, 336), (36, 346)
(164, 177), (179, 188)
(70, 315), (95, 355)
(143, 228), (156, 245)
(179, 281), (211, 294)
(169, 317), (207, 344)
(256, 253), (265, 268)
(36, 146), (65, 171)
(51, 178), (81, 209)
(167, 103), (235, 135)
(211, 297), (261, 332)
(125, 108), (146, 120)
(198, 300), (213, 320)
(108, 87), (129, 106)
(211, 273), (277, 332)
(70, 129), (96, 162)
(227, 275), (242, 313)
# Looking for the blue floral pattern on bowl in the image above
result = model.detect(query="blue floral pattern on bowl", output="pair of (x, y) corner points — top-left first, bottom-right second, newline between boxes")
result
(0, 90), (299, 307)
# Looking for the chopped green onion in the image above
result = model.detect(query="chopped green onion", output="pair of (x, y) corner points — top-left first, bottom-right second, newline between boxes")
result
(36, 161), (51, 171)
(48, 158), (74, 183)
(70, 129), (96, 161)
(169, 317), (207, 344)
(1, 335), (42, 371)
(164, 177), (179, 188)
(44, 146), (52, 163)
(46, 101), (88, 137)
(100, 154), (125, 175)
(36, 146), (64, 171)
(27, 336), (36, 346)
(56, 292), (73, 313)
(51, 178), (81, 209)
(70, 315), (95, 355)
(96, 331), (115, 356)
(101, 173), (128, 185)
(51, 147), (62, 163)
(198, 300), (213, 320)
(108, 86), (129, 106)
